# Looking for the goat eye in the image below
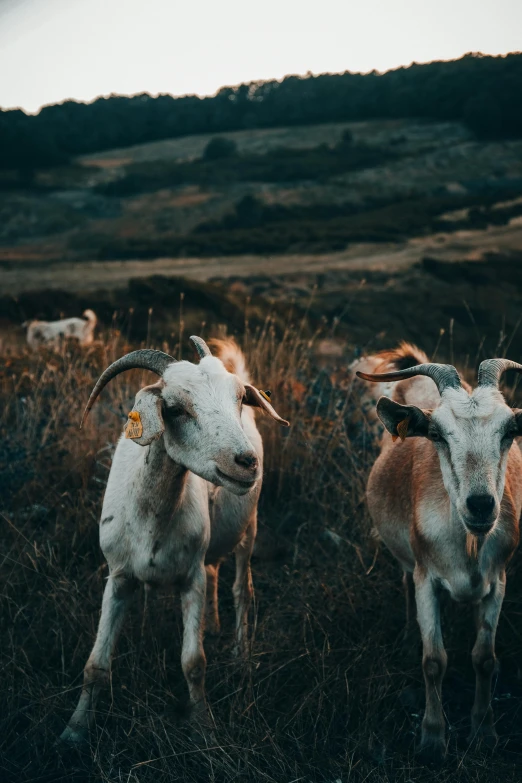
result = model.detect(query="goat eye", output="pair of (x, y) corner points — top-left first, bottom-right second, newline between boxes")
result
(168, 406), (186, 418)
(429, 431), (442, 442)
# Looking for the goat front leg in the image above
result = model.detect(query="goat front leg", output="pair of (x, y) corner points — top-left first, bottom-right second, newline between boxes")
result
(60, 572), (137, 745)
(468, 572), (505, 746)
(205, 564), (221, 636)
(232, 517), (256, 658)
(181, 564), (208, 723)
(414, 567), (447, 764)
(402, 570), (417, 649)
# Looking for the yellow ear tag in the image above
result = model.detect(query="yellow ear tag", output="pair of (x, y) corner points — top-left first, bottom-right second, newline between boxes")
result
(125, 410), (143, 439)
(396, 416), (410, 442)
(259, 389), (272, 402)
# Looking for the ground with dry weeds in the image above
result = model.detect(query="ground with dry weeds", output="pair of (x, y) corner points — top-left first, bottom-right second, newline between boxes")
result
(2, 318), (522, 783)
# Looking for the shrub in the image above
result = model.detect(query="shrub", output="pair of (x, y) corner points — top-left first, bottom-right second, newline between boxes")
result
(202, 136), (238, 160)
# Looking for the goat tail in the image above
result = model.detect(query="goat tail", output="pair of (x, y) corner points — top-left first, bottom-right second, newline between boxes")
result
(208, 337), (251, 383)
(373, 341), (429, 373)
(82, 309), (97, 327)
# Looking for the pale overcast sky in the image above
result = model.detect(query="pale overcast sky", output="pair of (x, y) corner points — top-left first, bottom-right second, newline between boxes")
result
(0, 0), (520, 114)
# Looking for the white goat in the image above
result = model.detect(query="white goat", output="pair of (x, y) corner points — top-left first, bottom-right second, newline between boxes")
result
(357, 344), (522, 764)
(60, 336), (288, 744)
(25, 309), (97, 350)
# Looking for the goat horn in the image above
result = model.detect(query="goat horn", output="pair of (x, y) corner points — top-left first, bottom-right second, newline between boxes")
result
(356, 362), (461, 396)
(81, 349), (175, 428)
(478, 358), (522, 388)
(190, 335), (212, 360)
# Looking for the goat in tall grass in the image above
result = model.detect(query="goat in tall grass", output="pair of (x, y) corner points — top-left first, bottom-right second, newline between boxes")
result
(357, 344), (522, 763)
(60, 336), (288, 744)
(25, 309), (97, 350)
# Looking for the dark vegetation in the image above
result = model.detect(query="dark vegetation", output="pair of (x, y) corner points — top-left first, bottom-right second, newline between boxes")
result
(198, 192), (522, 235)
(224, 251), (522, 361)
(3, 254), (522, 782)
(85, 189), (522, 260)
(96, 139), (395, 196)
(1, 52), (522, 170)
(202, 136), (238, 160)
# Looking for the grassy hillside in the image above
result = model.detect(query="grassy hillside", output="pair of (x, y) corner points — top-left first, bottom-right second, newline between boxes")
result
(79, 119), (469, 166)
(1, 117), (522, 270)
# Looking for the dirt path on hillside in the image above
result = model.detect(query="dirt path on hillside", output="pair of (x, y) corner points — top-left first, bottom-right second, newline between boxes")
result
(2, 220), (521, 295)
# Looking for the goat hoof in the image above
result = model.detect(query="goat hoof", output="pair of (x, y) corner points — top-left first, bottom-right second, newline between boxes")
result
(58, 725), (89, 749)
(468, 726), (498, 750)
(189, 702), (214, 744)
(417, 736), (446, 767)
(190, 701), (213, 729)
(190, 723), (216, 747)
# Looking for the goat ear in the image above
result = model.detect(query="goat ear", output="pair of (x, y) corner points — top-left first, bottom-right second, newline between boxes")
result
(376, 396), (431, 440)
(243, 385), (290, 426)
(125, 384), (165, 446)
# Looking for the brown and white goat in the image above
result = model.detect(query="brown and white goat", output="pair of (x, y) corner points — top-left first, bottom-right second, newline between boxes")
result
(357, 345), (522, 763)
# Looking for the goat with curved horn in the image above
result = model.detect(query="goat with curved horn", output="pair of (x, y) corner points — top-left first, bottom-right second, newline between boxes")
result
(478, 358), (522, 388)
(62, 336), (289, 746)
(356, 342), (522, 763)
(80, 349), (175, 428)
(190, 335), (212, 360)
(356, 362), (461, 396)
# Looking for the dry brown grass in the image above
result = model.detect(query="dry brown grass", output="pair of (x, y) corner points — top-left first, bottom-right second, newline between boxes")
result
(1, 320), (522, 783)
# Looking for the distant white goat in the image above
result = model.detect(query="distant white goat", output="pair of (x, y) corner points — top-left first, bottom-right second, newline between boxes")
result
(60, 336), (288, 744)
(25, 309), (97, 350)
(357, 344), (522, 764)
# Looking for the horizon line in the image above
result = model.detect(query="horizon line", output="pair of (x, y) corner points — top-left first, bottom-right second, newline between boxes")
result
(3, 49), (520, 117)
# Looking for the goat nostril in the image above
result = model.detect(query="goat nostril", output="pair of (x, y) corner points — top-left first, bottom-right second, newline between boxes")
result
(466, 494), (495, 517)
(235, 452), (258, 470)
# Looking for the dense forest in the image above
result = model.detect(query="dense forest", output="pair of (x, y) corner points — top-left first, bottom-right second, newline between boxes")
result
(1, 52), (521, 170)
